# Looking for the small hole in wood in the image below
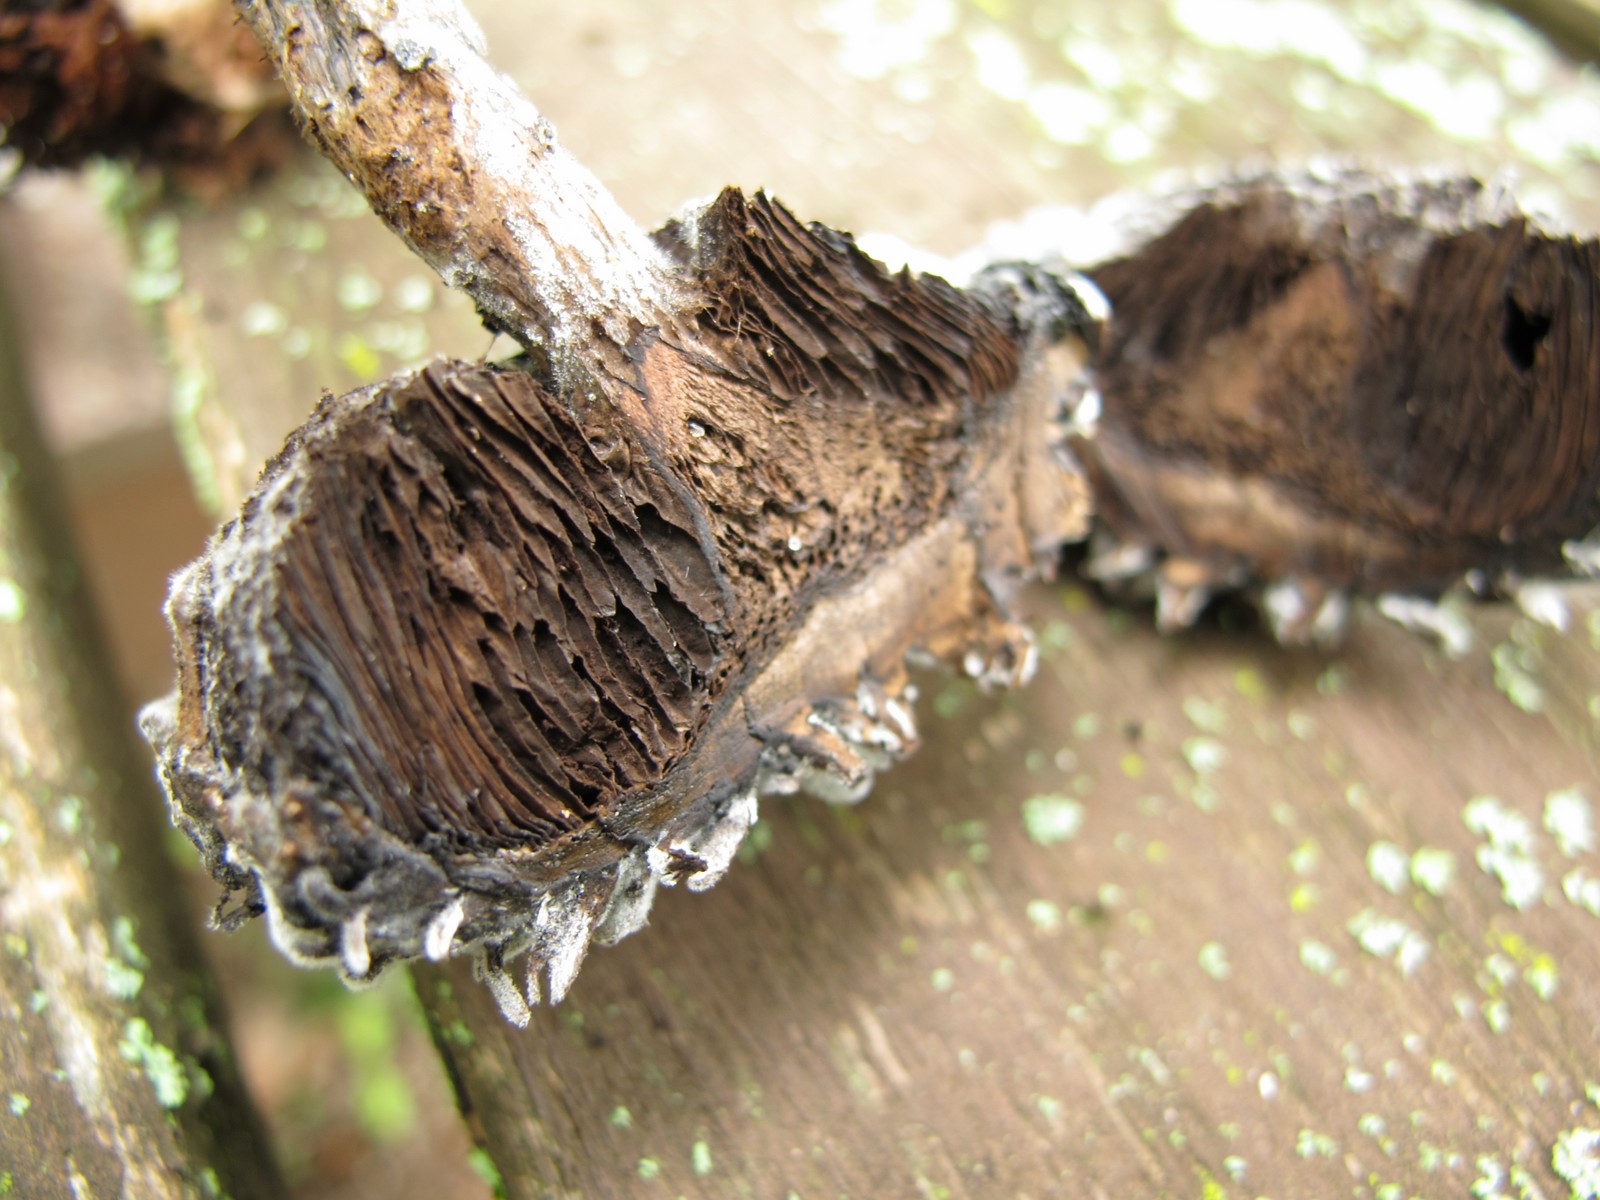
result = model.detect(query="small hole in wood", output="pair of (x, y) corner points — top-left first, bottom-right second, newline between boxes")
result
(1501, 294), (1552, 373)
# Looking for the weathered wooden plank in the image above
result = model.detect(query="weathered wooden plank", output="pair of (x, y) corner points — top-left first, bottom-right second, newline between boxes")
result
(124, 1), (1600, 1197)
(414, 584), (1600, 1198)
(0, 259), (282, 1197)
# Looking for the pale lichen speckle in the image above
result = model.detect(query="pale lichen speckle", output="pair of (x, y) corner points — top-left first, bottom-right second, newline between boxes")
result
(1287, 839), (1321, 876)
(1197, 940), (1231, 981)
(1562, 869), (1600, 918)
(1020, 793), (1085, 845)
(691, 1140), (713, 1176)
(1482, 998), (1511, 1034)
(0, 579), (24, 624)
(1025, 898), (1062, 934)
(394, 275), (437, 314)
(1182, 736), (1227, 775)
(1298, 939), (1339, 980)
(239, 301), (289, 338)
(1524, 956), (1559, 1001)
(1182, 696), (1228, 733)
(1409, 847), (1456, 896)
(1294, 1128), (1337, 1159)
(1347, 909), (1430, 975)
(1366, 841), (1410, 894)
(1344, 1065), (1375, 1093)
(54, 795), (83, 837)
(1552, 1127), (1600, 1198)
(1466, 795), (1545, 910)
(1544, 788), (1595, 857)
(816, 0), (957, 81)
(336, 271), (385, 313)
(1491, 641), (1545, 714)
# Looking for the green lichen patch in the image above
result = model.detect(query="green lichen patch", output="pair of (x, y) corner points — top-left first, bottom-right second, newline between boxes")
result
(466, 1147), (504, 1195)
(117, 1018), (187, 1109)
(691, 1140), (714, 1176)
(1552, 1128), (1600, 1199)
(1020, 793), (1085, 845)
(0, 580), (24, 625)
(101, 957), (144, 1001)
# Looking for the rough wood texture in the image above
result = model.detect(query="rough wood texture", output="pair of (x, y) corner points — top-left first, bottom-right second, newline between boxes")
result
(419, 591), (1600, 1199)
(234, 0), (678, 366)
(0, 260), (282, 1197)
(124, 0), (1600, 1197)
(142, 180), (1099, 1014)
(1074, 168), (1600, 636)
(0, 0), (285, 178)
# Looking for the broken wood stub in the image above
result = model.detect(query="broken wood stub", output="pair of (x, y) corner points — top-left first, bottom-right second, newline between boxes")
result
(0, 0), (286, 178)
(1079, 170), (1600, 639)
(141, 187), (1103, 1020)
(0, 0), (142, 166)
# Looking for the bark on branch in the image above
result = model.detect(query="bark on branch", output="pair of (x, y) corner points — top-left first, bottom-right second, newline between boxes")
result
(233, 0), (680, 366)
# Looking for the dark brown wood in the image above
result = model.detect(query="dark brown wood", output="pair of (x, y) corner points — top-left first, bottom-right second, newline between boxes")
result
(143, 183), (1100, 1018)
(0, 0), (287, 180)
(1077, 169), (1600, 637)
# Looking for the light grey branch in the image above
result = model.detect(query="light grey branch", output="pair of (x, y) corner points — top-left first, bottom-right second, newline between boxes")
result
(233, 0), (682, 367)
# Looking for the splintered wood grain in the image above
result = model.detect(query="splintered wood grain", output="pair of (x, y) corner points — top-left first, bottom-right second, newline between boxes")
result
(420, 586), (1600, 1198)
(103, 0), (1600, 1197)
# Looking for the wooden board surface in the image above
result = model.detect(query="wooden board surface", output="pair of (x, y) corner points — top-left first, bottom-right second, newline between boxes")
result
(7, 0), (1599, 1196)
(423, 584), (1600, 1198)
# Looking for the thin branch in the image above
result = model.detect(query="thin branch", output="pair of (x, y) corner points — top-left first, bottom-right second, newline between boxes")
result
(233, 0), (681, 365)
